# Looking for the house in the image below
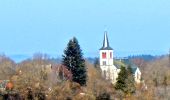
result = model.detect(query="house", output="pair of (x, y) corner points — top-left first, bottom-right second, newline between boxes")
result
(133, 67), (141, 83)
(99, 31), (141, 84)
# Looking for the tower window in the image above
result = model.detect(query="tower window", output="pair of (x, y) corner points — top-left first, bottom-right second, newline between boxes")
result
(102, 52), (106, 58)
(103, 61), (106, 65)
(110, 52), (112, 58)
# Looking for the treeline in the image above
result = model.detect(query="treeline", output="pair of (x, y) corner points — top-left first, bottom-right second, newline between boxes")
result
(1, 37), (170, 99)
(128, 54), (158, 61)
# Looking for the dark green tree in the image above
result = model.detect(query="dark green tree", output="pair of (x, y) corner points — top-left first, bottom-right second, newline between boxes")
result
(96, 92), (111, 100)
(62, 37), (87, 86)
(125, 65), (136, 94)
(115, 66), (127, 92)
(94, 57), (99, 68)
(162, 76), (167, 87)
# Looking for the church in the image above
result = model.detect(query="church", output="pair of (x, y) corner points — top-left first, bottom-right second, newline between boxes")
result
(99, 31), (141, 84)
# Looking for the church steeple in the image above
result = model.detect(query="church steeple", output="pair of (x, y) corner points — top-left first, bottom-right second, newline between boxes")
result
(103, 31), (109, 48)
(100, 31), (113, 50)
(99, 31), (114, 82)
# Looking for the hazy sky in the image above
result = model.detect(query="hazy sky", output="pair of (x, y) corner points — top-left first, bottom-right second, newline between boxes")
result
(0, 0), (170, 58)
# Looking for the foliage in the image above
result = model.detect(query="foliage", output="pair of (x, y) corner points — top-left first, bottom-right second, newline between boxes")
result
(115, 65), (136, 95)
(125, 65), (136, 94)
(115, 66), (127, 93)
(162, 76), (167, 86)
(62, 37), (87, 86)
(0, 55), (16, 80)
(1, 53), (170, 99)
(96, 92), (111, 100)
(128, 55), (156, 61)
(94, 57), (99, 68)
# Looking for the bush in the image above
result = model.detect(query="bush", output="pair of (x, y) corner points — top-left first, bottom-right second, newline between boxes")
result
(96, 92), (111, 100)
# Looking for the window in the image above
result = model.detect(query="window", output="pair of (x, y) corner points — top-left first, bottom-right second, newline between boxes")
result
(102, 52), (106, 58)
(103, 61), (106, 65)
(110, 52), (112, 58)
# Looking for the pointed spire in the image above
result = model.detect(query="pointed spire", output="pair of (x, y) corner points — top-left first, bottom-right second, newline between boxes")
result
(100, 31), (113, 50)
(103, 31), (109, 48)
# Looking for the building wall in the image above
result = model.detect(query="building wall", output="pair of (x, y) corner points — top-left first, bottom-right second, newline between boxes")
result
(108, 66), (120, 84)
(99, 49), (120, 84)
(134, 68), (141, 83)
(99, 50), (113, 66)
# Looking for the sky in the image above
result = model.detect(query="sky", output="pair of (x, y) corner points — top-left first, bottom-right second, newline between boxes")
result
(0, 0), (170, 61)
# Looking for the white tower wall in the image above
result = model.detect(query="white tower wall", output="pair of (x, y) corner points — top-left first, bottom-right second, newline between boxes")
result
(99, 50), (113, 66)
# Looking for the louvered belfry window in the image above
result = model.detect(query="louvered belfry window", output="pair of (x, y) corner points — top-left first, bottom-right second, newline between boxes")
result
(102, 52), (106, 59)
(110, 52), (112, 58)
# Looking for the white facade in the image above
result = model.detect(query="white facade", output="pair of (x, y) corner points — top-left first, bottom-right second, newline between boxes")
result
(134, 67), (141, 83)
(99, 50), (113, 66)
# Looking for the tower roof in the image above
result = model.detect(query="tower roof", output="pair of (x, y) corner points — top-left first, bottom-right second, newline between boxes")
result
(100, 31), (113, 50)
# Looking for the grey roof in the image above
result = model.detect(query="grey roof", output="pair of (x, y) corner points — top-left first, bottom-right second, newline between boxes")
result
(122, 59), (138, 74)
(100, 31), (113, 50)
(114, 62), (121, 69)
(115, 65), (120, 69)
(131, 67), (137, 74)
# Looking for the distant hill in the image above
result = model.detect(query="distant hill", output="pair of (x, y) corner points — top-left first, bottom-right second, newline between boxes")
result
(86, 54), (161, 64)
(127, 55), (157, 61)
(7, 54), (166, 64)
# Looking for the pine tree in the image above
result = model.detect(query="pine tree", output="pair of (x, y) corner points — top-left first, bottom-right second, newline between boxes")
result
(125, 65), (136, 94)
(115, 66), (127, 92)
(62, 37), (87, 86)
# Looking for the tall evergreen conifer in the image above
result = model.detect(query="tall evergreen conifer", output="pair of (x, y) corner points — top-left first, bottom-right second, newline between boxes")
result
(62, 37), (87, 86)
(125, 65), (136, 94)
(115, 65), (136, 95)
(115, 66), (127, 92)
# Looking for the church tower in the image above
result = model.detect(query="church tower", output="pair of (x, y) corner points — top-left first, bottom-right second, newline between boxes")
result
(99, 31), (114, 79)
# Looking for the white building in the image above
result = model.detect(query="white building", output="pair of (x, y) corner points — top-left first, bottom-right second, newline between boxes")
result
(131, 66), (141, 83)
(99, 31), (120, 84)
(134, 67), (141, 83)
(99, 31), (141, 84)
